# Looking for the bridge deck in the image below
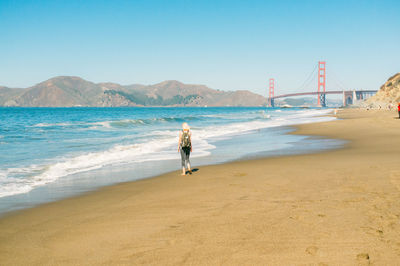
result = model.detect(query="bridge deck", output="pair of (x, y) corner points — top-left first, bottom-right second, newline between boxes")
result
(272, 90), (377, 99)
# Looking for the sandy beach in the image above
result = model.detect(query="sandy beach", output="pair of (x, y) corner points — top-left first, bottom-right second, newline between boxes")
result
(1, 109), (400, 265)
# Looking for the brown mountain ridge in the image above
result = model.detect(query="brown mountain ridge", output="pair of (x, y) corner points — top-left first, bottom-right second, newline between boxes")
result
(0, 76), (266, 107)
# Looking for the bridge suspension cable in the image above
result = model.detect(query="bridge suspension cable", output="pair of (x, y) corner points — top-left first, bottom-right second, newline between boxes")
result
(274, 64), (318, 95)
(295, 63), (318, 92)
(329, 67), (347, 91)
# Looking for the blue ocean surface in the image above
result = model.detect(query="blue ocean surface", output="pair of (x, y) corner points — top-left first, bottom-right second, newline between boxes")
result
(0, 107), (342, 215)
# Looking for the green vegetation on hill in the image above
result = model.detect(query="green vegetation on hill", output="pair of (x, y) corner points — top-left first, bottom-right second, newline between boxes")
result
(104, 90), (202, 106)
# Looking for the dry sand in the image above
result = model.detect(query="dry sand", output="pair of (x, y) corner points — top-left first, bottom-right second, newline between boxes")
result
(1, 109), (400, 265)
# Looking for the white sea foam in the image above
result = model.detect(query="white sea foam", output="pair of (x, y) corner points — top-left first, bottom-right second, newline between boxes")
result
(0, 109), (334, 198)
(32, 122), (75, 127)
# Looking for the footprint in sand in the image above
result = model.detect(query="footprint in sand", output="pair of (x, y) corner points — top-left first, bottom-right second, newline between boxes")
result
(306, 246), (318, 255)
(237, 195), (249, 200)
(234, 172), (247, 177)
(356, 253), (370, 264)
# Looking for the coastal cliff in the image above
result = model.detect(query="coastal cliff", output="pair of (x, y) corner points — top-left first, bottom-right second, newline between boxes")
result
(0, 77), (266, 107)
(365, 73), (400, 107)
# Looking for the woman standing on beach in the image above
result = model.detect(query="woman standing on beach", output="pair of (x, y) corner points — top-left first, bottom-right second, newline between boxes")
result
(178, 123), (192, 175)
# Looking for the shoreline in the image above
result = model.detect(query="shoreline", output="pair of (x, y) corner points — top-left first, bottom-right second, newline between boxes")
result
(1, 109), (400, 264)
(0, 124), (342, 219)
(0, 110), (338, 216)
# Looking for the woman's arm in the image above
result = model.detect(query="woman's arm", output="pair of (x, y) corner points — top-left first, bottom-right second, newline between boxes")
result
(190, 131), (192, 152)
(178, 131), (182, 152)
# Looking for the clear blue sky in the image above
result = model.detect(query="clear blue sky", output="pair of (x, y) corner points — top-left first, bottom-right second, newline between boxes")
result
(0, 0), (399, 96)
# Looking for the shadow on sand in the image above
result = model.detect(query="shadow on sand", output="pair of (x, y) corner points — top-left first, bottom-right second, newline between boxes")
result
(186, 168), (199, 175)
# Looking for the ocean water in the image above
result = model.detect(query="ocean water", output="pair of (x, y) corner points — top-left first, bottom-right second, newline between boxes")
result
(0, 107), (342, 215)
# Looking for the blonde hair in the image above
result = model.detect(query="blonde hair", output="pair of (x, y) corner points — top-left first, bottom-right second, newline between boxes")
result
(182, 122), (190, 131)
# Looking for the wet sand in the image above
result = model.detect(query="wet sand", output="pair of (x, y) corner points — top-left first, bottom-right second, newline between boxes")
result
(1, 109), (400, 265)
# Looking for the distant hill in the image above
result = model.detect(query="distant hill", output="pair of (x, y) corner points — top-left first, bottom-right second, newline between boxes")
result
(365, 73), (400, 107)
(0, 77), (266, 107)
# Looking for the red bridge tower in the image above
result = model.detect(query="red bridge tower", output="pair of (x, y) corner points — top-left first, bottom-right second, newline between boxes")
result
(317, 61), (326, 107)
(268, 78), (275, 107)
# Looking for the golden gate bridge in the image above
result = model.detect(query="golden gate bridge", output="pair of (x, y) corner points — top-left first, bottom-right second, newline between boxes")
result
(268, 61), (377, 107)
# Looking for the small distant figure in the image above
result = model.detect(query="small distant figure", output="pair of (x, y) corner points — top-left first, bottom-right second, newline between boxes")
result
(398, 103), (400, 119)
(178, 122), (192, 175)
(333, 109), (338, 116)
